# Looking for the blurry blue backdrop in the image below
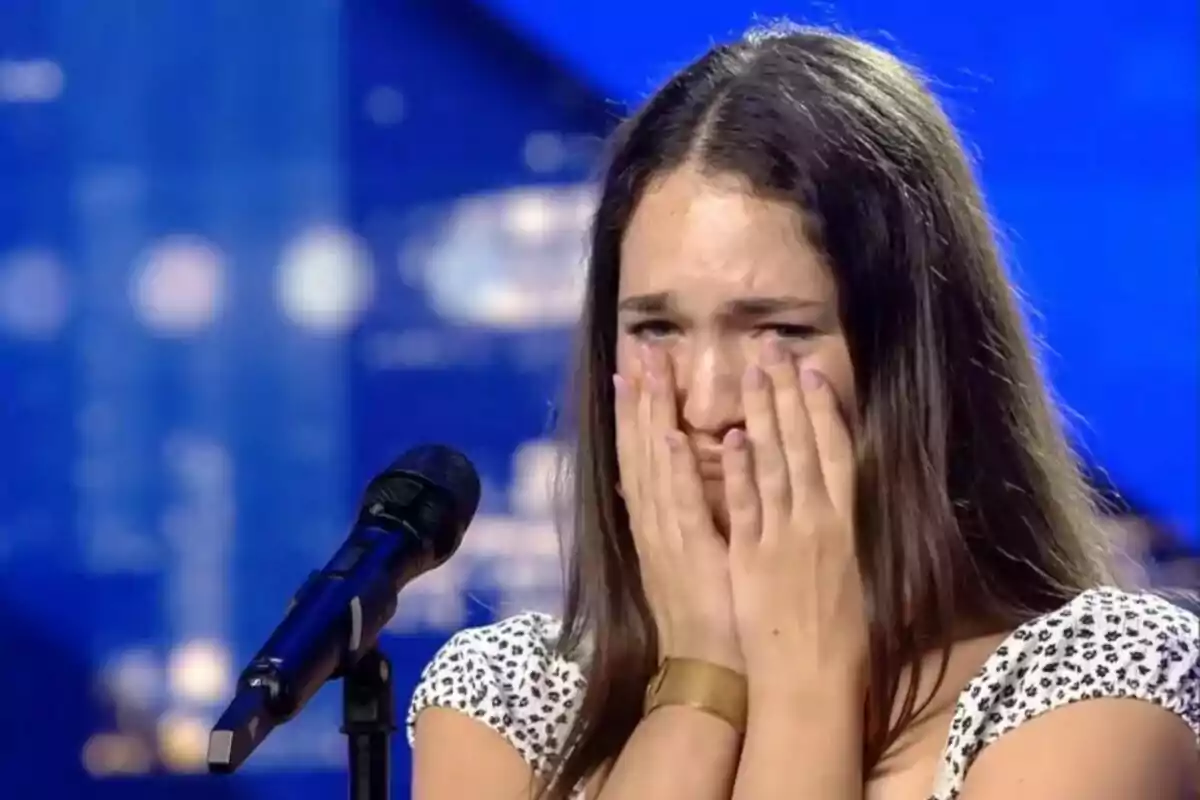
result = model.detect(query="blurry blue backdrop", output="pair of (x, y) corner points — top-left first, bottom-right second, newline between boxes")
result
(0, 1), (1194, 797)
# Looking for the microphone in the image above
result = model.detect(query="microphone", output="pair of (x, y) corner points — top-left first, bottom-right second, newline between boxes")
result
(206, 444), (480, 773)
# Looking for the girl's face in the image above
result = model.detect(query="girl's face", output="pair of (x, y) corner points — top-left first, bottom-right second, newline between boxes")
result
(616, 165), (856, 521)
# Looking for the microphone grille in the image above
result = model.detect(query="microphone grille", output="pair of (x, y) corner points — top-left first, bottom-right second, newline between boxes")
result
(374, 444), (481, 534)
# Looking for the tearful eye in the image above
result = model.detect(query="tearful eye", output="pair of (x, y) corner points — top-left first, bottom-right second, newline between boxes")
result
(625, 320), (679, 339)
(757, 324), (819, 339)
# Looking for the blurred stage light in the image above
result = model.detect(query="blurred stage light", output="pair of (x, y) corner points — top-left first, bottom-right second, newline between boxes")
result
(102, 648), (163, 710)
(0, 248), (70, 340)
(510, 439), (565, 518)
(82, 733), (153, 777)
(0, 58), (64, 103)
(157, 712), (211, 772)
(523, 131), (568, 174)
(505, 191), (556, 241)
(277, 225), (374, 334)
(167, 639), (232, 704)
(365, 85), (406, 126)
(414, 184), (594, 329)
(131, 235), (226, 335)
(162, 431), (233, 487)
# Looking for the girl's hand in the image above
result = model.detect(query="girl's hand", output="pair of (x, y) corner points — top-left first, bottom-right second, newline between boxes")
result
(723, 341), (865, 694)
(615, 345), (743, 672)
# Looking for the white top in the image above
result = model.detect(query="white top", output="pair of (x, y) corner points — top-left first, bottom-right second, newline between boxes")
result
(406, 586), (1200, 799)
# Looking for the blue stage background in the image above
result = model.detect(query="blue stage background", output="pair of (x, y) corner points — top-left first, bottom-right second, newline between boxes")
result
(0, 1), (1194, 797)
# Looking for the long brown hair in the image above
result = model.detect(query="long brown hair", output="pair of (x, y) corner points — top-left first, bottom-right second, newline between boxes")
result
(544, 22), (1117, 798)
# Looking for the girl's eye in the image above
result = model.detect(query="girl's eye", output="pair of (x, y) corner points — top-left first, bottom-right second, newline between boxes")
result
(623, 321), (818, 340)
(625, 320), (679, 339)
(758, 324), (818, 339)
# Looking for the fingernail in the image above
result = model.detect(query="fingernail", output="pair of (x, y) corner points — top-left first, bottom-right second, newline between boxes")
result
(613, 374), (629, 398)
(745, 365), (766, 388)
(762, 340), (783, 364)
(665, 431), (685, 451)
(724, 429), (747, 449)
(801, 369), (825, 390)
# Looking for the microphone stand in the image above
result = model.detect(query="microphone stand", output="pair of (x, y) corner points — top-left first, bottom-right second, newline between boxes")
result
(340, 648), (396, 800)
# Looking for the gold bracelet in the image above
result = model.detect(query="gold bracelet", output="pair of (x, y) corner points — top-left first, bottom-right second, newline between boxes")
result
(643, 657), (748, 734)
